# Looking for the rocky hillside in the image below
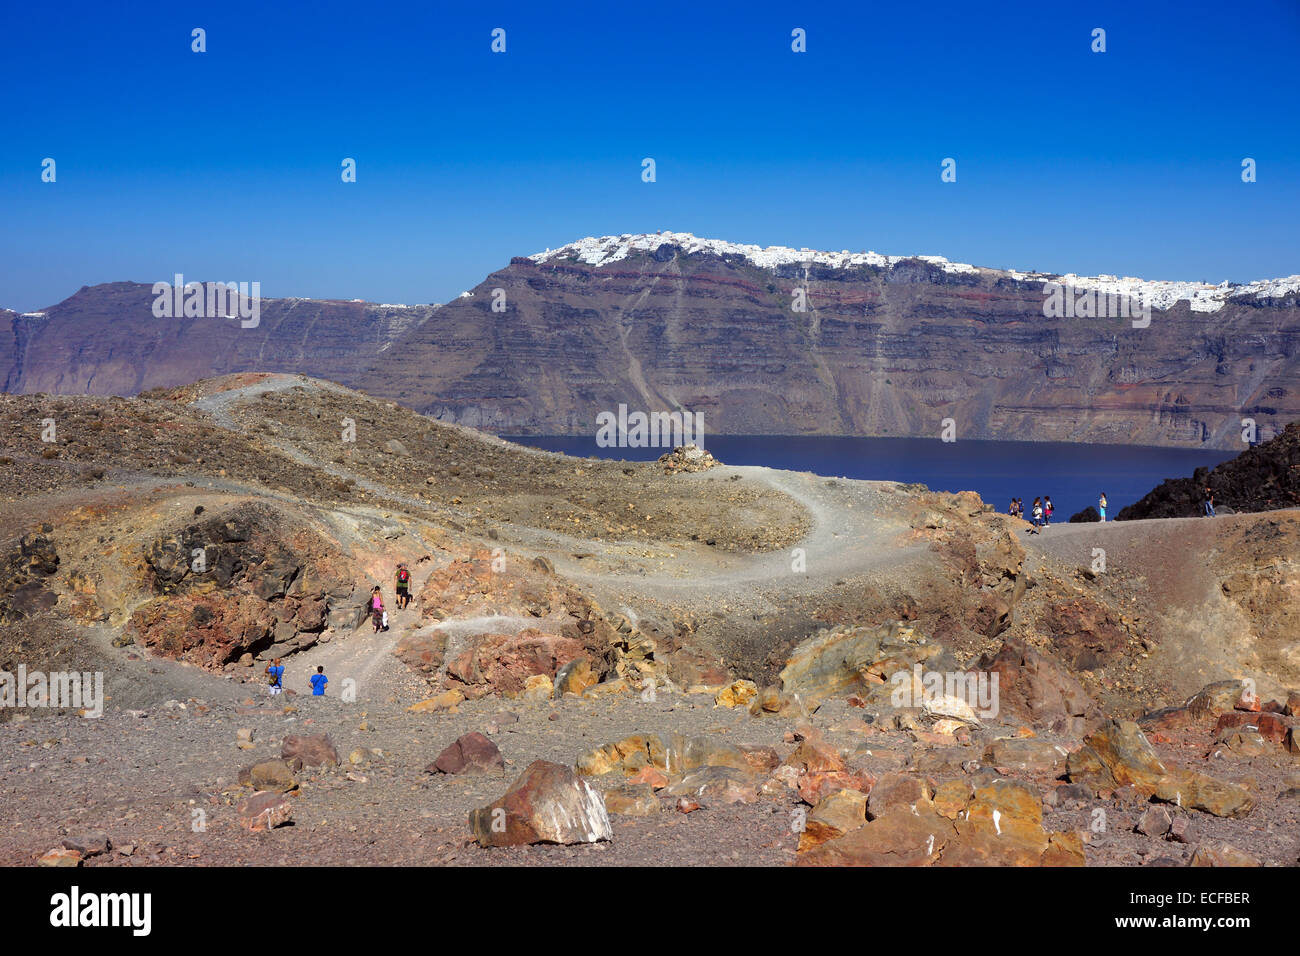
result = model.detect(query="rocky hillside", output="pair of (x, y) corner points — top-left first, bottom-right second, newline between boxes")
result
(3, 373), (1300, 868)
(5, 233), (1299, 449)
(1118, 420), (1300, 519)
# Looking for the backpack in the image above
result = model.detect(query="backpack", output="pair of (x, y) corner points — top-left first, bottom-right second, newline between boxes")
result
(398, 568), (409, 583)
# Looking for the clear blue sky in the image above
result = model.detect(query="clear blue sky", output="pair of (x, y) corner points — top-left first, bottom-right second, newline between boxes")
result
(2, 0), (1297, 312)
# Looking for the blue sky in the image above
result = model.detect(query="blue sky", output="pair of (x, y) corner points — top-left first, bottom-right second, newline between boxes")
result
(2, 0), (1297, 312)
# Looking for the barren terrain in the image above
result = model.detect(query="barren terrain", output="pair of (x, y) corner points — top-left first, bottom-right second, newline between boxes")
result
(2, 374), (1298, 868)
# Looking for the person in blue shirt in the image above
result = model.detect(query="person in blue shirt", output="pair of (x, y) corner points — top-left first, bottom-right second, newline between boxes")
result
(310, 666), (328, 696)
(266, 658), (285, 696)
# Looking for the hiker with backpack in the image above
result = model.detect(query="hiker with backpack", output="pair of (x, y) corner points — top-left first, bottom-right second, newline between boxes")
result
(1028, 497), (1043, 534)
(310, 665), (328, 696)
(266, 658), (285, 696)
(395, 564), (411, 610)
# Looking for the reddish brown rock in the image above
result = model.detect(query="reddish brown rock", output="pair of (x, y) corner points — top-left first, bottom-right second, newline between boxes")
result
(866, 773), (934, 819)
(797, 770), (875, 806)
(1214, 710), (1293, 747)
(281, 733), (340, 768)
(393, 630), (446, 676)
(626, 766), (672, 789)
(784, 737), (847, 774)
(446, 629), (585, 698)
(979, 638), (1101, 735)
(427, 732), (504, 774)
(239, 792), (293, 831)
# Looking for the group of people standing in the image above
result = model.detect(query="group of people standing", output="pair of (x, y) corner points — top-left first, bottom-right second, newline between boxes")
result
(367, 563), (413, 633)
(1009, 496), (1054, 533)
(261, 563), (414, 697)
(264, 658), (329, 697)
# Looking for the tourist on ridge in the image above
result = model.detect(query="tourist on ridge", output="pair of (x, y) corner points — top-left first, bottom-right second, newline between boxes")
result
(1204, 487), (1216, 517)
(1099, 492), (1108, 522)
(369, 586), (385, 633)
(395, 563), (411, 610)
(1044, 496), (1054, 525)
(266, 658), (284, 696)
(310, 666), (328, 696)
(1028, 497), (1043, 534)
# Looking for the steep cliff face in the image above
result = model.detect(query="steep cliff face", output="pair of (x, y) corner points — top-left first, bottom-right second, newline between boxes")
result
(3, 282), (438, 397)
(360, 234), (1300, 448)
(4, 235), (1298, 448)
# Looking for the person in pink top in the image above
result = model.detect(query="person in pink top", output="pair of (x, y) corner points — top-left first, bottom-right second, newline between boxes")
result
(369, 586), (385, 632)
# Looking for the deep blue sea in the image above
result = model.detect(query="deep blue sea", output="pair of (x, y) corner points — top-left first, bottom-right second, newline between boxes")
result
(500, 435), (1236, 520)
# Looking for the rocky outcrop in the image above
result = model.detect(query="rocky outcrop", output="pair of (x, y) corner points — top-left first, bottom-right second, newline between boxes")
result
(1120, 420), (1300, 518)
(0, 526), (59, 623)
(125, 503), (353, 667)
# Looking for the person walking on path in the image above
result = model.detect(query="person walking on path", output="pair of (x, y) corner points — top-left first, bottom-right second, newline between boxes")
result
(266, 658), (284, 696)
(1027, 497), (1043, 534)
(395, 563), (411, 610)
(1044, 496), (1054, 526)
(369, 586), (385, 633)
(1204, 487), (1216, 517)
(1099, 492), (1108, 522)
(309, 666), (328, 696)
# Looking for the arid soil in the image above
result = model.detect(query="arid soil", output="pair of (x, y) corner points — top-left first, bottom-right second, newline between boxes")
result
(2, 374), (1298, 868)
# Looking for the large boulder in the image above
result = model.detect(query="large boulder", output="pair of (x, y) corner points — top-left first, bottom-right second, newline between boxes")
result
(1067, 719), (1168, 796)
(470, 760), (612, 847)
(239, 760), (298, 792)
(427, 732), (504, 775)
(576, 734), (667, 777)
(446, 629), (585, 698)
(980, 639), (1101, 735)
(779, 622), (945, 710)
(1155, 770), (1256, 818)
